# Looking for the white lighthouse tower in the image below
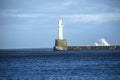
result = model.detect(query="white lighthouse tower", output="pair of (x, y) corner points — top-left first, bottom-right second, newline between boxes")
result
(54, 19), (67, 50)
(58, 19), (63, 40)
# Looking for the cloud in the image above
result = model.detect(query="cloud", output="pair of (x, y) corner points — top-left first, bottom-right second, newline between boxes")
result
(1, 6), (120, 24)
(11, 13), (46, 18)
(0, 10), (47, 18)
(62, 13), (120, 24)
(1, 10), (120, 24)
(0, 1), (73, 17)
(44, 1), (73, 10)
(63, 1), (73, 6)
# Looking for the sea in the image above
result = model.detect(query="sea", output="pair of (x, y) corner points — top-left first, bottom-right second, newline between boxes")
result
(0, 49), (120, 80)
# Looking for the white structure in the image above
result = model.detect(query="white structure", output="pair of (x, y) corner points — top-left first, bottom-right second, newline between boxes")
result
(95, 38), (110, 46)
(58, 19), (63, 40)
(95, 42), (98, 46)
(100, 38), (110, 46)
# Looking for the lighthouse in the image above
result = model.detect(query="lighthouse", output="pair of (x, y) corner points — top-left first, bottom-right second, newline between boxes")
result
(54, 19), (67, 50)
(58, 19), (63, 40)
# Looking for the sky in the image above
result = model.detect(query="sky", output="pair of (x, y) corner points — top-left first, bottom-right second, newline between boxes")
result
(0, 0), (120, 49)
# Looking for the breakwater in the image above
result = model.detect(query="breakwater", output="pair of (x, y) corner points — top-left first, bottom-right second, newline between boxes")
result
(67, 46), (120, 51)
(54, 45), (120, 51)
(54, 39), (120, 51)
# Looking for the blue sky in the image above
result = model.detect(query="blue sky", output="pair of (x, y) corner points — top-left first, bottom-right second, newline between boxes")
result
(0, 0), (120, 49)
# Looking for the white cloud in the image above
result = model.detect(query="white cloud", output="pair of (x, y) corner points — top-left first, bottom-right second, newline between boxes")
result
(1, 8), (120, 24)
(1, 11), (120, 24)
(63, 1), (73, 6)
(12, 13), (46, 18)
(44, 1), (73, 10)
(0, 11), (47, 18)
(62, 13), (120, 24)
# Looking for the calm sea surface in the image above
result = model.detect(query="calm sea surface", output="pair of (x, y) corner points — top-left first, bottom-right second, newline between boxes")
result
(0, 49), (120, 80)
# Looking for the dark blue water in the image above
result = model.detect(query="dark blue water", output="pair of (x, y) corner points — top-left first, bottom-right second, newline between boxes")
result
(0, 50), (120, 80)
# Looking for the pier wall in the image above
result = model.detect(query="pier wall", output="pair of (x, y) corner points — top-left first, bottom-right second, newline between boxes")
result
(67, 46), (120, 51)
(54, 39), (120, 51)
